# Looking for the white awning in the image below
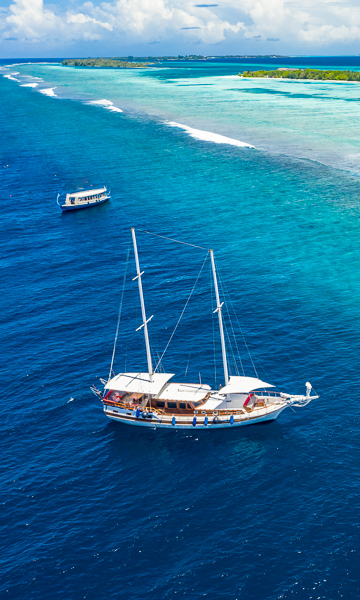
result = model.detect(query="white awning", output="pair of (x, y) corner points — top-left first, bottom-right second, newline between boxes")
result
(67, 187), (106, 198)
(199, 394), (224, 411)
(156, 382), (211, 402)
(105, 372), (174, 395)
(219, 376), (275, 395)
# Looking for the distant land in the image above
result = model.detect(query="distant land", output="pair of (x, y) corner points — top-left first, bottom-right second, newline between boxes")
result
(61, 55), (289, 66)
(240, 67), (360, 81)
(60, 57), (360, 73)
(61, 58), (151, 68)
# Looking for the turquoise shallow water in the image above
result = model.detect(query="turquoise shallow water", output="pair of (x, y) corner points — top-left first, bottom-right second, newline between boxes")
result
(5, 59), (360, 171)
(1, 59), (360, 599)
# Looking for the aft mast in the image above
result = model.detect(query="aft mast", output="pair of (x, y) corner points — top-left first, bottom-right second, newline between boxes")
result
(131, 227), (153, 382)
(210, 250), (229, 386)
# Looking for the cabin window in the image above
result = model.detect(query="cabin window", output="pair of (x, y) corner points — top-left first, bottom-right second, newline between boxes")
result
(167, 402), (177, 409)
(156, 401), (165, 408)
(179, 403), (186, 410)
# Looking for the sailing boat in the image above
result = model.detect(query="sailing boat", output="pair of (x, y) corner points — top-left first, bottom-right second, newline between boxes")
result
(92, 228), (318, 429)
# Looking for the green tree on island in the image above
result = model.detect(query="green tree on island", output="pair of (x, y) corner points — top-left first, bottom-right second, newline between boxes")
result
(239, 68), (360, 82)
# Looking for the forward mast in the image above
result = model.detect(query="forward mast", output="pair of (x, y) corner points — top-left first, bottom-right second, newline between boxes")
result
(131, 227), (154, 382)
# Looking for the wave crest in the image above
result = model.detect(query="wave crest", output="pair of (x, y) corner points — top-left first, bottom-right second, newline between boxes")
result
(39, 87), (57, 97)
(88, 99), (123, 113)
(164, 121), (254, 148)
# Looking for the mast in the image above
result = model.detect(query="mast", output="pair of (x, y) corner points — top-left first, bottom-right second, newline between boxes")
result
(131, 228), (153, 381)
(210, 250), (229, 386)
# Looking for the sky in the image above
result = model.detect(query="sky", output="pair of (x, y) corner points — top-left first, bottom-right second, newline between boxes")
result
(1, 0), (360, 58)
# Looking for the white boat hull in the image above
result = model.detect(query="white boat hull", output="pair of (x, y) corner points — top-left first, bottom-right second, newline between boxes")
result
(104, 404), (287, 429)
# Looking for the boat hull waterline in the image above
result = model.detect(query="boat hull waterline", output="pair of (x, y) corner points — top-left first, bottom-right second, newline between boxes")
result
(59, 195), (110, 211)
(103, 404), (287, 429)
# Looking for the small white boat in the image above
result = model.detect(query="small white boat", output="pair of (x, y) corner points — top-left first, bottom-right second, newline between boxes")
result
(92, 228), (318, 430)
(57, 186), (110, 212)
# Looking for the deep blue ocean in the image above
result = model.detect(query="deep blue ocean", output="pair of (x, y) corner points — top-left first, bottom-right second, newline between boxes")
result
(1, 57), (360, 599)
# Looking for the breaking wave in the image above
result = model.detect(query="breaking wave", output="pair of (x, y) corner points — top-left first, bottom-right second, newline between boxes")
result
(20, 83), (39, 88)
(3, 74), (20, 82)
(164, 121), (255, 148)
(39, 87), (57, 97)
(88, 99), (123, 113)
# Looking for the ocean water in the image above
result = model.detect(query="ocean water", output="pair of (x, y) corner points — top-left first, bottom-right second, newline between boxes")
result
(1, 58), (360, 599)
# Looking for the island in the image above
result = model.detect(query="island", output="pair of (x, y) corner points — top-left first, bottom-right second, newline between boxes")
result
(239, 68), (360, 81)
(61, 58), (150, 68)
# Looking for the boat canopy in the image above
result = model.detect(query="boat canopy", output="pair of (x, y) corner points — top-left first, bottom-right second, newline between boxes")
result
(105, 372), (174, 395)
(156, 382), (211, 402)
(66, 187), (106, 199)
(219, 376), (275, 395)
(199, 394), (225, 411)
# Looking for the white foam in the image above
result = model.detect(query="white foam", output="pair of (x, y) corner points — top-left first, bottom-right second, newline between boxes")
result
(89, 99), (113, 106)
(3, 74), (20, 82)
(105, 106), (123, 113)
(39, 87), (57, 97)
(165, 121), (255, 148)
(20, 83), (38, 88)
(9, 61), (52, 66)
(88, 99), (123, 113)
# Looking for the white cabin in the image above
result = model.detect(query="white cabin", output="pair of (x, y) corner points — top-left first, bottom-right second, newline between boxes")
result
(65, 187), (107, 206)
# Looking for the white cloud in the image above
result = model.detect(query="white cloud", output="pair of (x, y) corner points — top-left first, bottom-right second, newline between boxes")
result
(66, 12), (113, 31)
(2, 0), (360, 50)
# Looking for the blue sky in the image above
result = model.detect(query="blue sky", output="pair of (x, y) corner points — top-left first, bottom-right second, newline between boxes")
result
(1, 0), (360, 58)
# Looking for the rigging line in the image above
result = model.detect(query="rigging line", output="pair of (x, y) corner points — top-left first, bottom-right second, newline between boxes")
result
(109, 245), (131, 382)
(184, 350), (192, 378)
(217, 266), (244, 376)
(124, 345), (128, 373)
(153, 346), (165, 373)
(137, 228), (208, 251)
(219, 275), (245, 377)
(154, 251), (210, 373)
(280, 346), (320, 398)
(182, 260), (210, 377)
(217, 265), (259, 378)
(226, 301), (244, 376)
(223, 314), (239, 377)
